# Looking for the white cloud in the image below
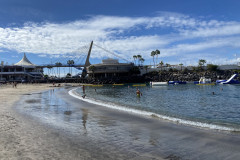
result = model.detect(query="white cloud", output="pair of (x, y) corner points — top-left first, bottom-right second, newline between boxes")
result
(1, 13), (240, 65)
(181, 23), (240, 38)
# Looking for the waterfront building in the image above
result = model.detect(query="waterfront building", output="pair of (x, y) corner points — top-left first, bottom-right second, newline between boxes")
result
(0, 53), (44, 82)
(86, 58), (134, 79)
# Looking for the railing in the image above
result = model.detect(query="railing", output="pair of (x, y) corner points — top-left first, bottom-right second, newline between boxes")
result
(0, 71), (43, 77)
(37, 64), (85, 67)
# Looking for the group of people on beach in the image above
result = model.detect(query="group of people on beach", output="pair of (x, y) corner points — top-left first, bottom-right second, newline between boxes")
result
(12, 82), (17, 88)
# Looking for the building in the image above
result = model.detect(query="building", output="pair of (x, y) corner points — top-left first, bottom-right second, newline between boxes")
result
(0, 53), (44, 82)
(86, 58), (134, 79)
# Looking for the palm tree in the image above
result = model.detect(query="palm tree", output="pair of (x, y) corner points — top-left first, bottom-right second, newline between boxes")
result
(155, 49), (160, 64)
(198, 59), (206, 70)
(159, 61), (164, 71)
(88, 65), (96, 78)
(151, 51), (156, 68)
(71, 60), (75, 75)
(179, 63), (183, 71)
(139, 58), (145, 66)
(67, 60), (71, 74)
(137, 55), (142, 66)
(47, 66), (53, 77)
(55, 62), (62, 78)
(67, 60), (75, 76)
(199, 59), (206, 66)
(133, 55), (137, 65)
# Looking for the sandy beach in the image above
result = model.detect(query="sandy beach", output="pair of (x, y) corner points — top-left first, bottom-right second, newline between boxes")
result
(1, 84), (240, 160)
(0, 84), (95, 160)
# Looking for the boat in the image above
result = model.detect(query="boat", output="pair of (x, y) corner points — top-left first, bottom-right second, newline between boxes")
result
(112, 84), (124, 86)
(168, 81), (187, 85)
(216, 74), (240, 84)
(151, 82), (168, 86)
(132, 84), (146, 87)
(196, 77), (215, 85)
(85, 84), (103, 87)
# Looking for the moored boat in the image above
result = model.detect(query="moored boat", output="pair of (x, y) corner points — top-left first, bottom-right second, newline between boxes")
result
(168, 81), (187, 85)
(151, 81), (168, 86)
(196, 77), (215, 85)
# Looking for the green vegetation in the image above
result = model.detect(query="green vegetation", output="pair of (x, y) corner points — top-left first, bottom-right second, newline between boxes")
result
(44, 75), (48, 79)
(144, 65), (149, 74)
(66, 73), (71, 78)
(159, 61), (164, 71)
(130, 66), (140, 74)
(198, 59), (206, 70)
(207, 64), (218, 72)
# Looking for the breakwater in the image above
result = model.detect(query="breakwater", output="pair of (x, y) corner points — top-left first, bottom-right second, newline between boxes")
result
(150, 70), (240, 82)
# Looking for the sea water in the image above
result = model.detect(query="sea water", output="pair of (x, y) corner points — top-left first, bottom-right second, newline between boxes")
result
(73, 84), (240, 131)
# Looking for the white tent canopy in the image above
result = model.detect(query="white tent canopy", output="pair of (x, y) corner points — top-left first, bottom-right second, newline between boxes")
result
(14, 53), (35, 67)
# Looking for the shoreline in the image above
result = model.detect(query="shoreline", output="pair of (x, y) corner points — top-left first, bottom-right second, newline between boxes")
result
(69, 87), (240, 132)
(1, 84), (240, 159)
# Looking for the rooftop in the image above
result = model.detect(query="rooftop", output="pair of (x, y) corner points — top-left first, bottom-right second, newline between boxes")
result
(14, 53), (35, 67)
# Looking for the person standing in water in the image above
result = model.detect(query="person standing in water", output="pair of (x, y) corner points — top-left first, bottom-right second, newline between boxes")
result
(82, 85), (85, 94)
(136, 88), (142, 97)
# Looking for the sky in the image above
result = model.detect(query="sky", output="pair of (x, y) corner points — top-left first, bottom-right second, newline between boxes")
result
(1, 0), (240, 70)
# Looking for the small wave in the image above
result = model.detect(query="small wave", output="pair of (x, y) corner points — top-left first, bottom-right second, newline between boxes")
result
(69, 88), (239, 132)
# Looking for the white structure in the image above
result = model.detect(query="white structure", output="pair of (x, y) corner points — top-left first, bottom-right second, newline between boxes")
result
(87, 58), (134, 78)
(0, 53), (43, 82)
(14, 53), (36, 67)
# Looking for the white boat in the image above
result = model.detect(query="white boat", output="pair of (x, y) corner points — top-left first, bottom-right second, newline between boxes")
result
(151, 81), (168, 86)
(196, 77), (215, 85)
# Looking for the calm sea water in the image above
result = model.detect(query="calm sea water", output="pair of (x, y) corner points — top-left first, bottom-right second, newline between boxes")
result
(75, 84), (240, 130)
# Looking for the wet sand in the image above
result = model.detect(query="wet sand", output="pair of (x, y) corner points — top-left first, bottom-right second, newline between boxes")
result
(0, 84), (94, 160)
(1, 84), (240, 159)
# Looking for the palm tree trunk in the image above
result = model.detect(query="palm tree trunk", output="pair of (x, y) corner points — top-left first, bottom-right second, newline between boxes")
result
(153, 56), (155, 68)
(156, 55), (158, 65)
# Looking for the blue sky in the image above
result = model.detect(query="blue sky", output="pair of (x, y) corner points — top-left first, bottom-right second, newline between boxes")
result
(1, 0), (240, 70)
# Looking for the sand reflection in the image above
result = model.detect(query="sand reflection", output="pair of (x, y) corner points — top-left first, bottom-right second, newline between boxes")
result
(81, 108), (88, 130)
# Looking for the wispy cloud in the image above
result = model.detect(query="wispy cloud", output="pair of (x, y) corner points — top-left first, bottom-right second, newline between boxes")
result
(0, 13), (240, 65)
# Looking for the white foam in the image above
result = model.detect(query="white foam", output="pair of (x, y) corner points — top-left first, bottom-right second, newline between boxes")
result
(69, 88), (240, 132)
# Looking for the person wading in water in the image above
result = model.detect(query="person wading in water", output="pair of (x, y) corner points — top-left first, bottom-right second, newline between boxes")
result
(136, 88), (142, 97)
